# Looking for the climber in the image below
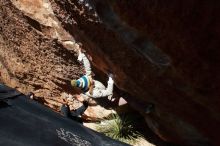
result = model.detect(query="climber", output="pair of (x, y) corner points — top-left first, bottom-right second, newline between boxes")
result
(70, 43), (114, 103)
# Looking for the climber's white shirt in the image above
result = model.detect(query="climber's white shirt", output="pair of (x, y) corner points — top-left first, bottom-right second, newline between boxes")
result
(78, 52), (114, 99)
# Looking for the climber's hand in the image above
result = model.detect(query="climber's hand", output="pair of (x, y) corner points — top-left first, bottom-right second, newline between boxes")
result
(77, 51), (83, 62)
(108, 73), (114, 79)
(77, 47), (82, 54)
(75, 43), (82, 54)
(108, 73), (114, 84)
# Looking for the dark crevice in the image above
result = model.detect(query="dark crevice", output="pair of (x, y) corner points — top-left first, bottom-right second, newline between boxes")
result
(25, 16), (42, 32)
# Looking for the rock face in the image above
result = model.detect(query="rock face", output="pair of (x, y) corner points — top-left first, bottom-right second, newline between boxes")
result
(0, 0), (81, 111)
(0, 0), (114, 121)
(1, 0), (220, 146)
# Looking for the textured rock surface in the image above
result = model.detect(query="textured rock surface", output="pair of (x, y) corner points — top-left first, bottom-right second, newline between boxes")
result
(0, 0), (112, 120)
(1, 0), (220, 146)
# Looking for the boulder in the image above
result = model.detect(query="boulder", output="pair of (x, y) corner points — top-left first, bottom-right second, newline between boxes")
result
(1, 0), (220, 145)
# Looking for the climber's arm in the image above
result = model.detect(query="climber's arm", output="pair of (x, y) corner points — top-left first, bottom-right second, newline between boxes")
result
(89, 77), (114, 98)
(78, 52), (92, 76)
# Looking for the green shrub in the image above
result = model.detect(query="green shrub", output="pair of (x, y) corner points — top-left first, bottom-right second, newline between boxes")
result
(96, 114), (143, 145)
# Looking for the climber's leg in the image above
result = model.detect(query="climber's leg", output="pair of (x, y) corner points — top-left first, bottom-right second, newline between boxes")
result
(70, 101), (88, 117)
(60, 104), (71, 117)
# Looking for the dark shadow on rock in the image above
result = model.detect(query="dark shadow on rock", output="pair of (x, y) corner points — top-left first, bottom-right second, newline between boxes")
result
(117, 112), (180, 146)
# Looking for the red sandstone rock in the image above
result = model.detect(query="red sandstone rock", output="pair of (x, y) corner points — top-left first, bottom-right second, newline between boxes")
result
(1, 0), (220, 146)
